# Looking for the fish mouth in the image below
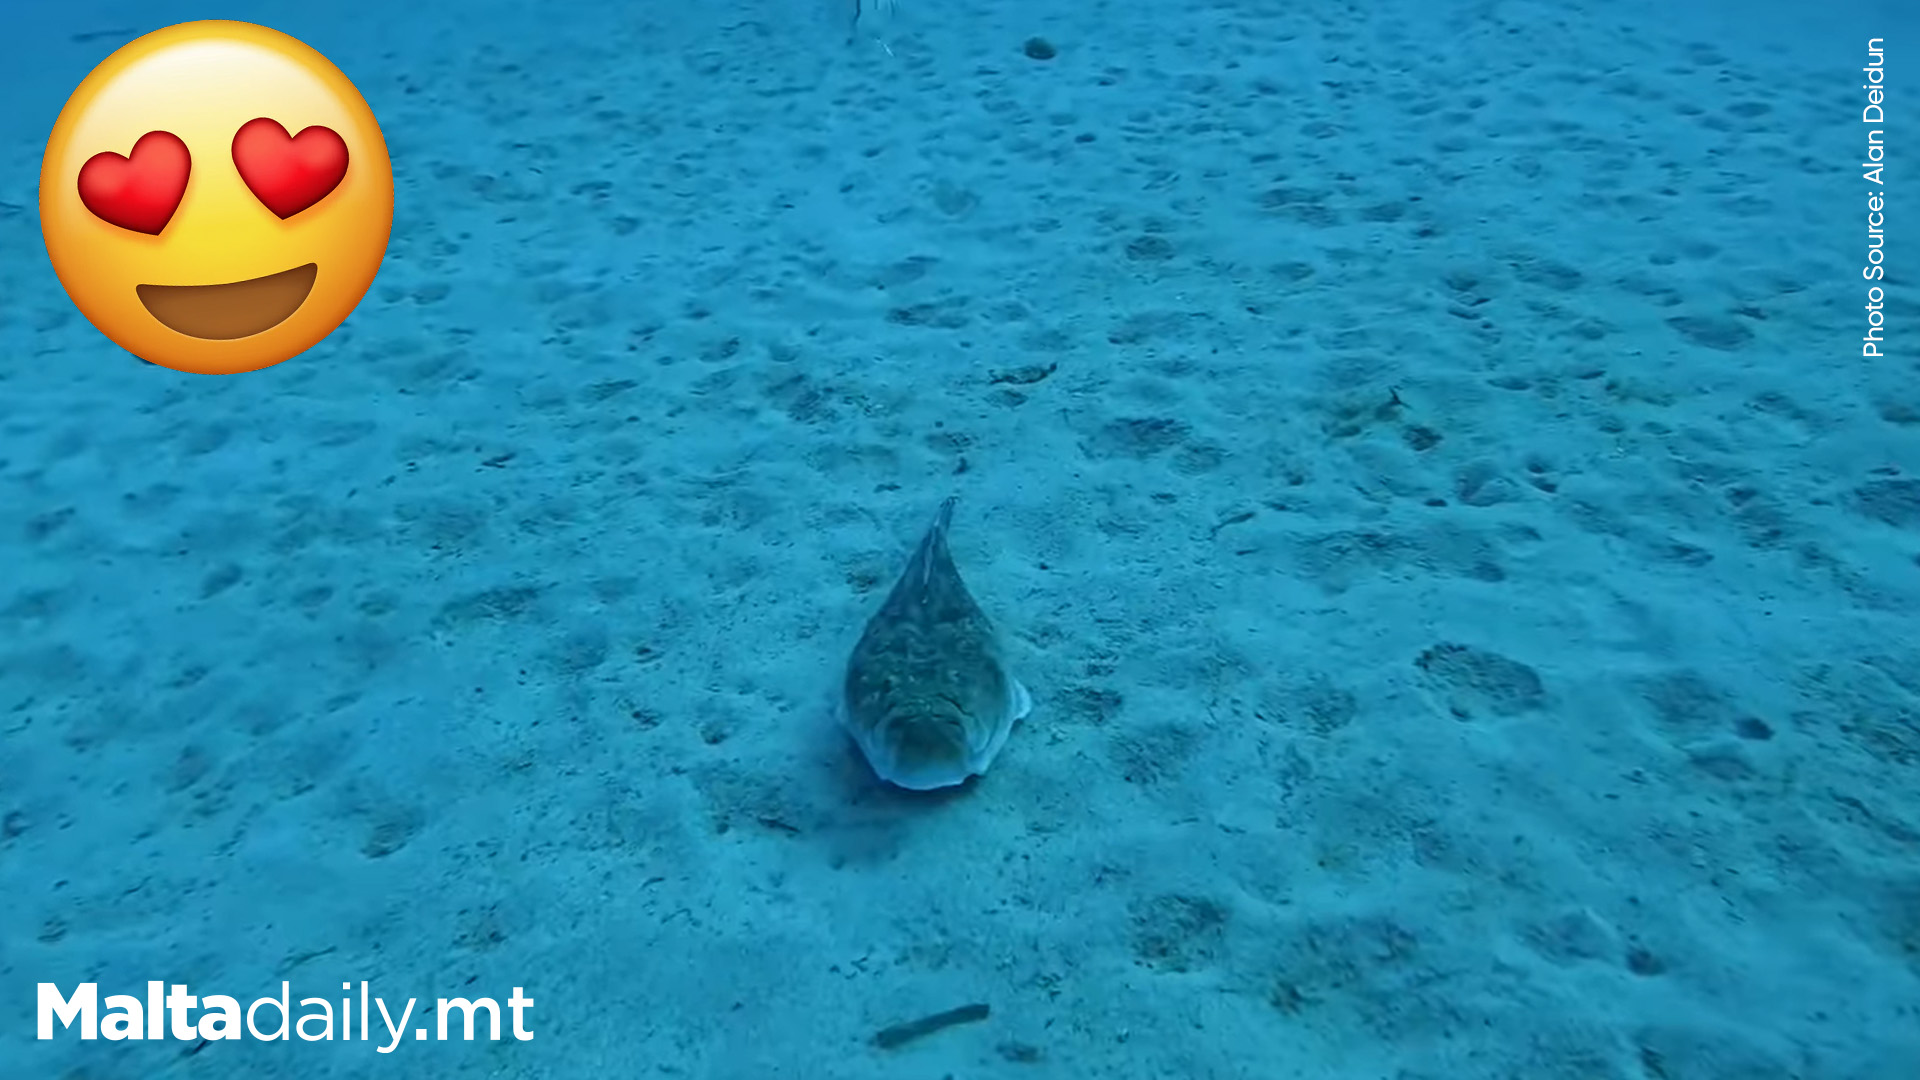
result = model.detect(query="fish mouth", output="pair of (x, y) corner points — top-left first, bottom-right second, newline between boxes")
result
(877, 755), (972, 791)
(867, 720), (975, 790)
(137, 263), (318, 340)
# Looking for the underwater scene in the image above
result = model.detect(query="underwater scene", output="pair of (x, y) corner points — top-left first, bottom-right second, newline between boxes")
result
(2, 0), (1916, 1075)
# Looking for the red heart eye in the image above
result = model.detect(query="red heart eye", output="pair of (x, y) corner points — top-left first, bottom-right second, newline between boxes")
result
(76, 130), (191, 235)
(232, 117), (349, 219)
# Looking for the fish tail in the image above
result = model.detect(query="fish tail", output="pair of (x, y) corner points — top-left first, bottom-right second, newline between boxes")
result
(914, 496), (959, 589)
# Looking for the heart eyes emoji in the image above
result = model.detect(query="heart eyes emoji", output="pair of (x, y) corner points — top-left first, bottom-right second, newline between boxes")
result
(76, 118), (350, 234)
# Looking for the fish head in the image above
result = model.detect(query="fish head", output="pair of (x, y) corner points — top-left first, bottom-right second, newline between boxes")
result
(855, 700), (978, 791)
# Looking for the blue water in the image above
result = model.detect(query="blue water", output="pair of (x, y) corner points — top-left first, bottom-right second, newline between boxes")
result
(3, 0), (1917, 1076)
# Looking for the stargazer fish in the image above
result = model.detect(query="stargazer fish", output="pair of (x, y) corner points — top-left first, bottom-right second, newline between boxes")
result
(840, 496), (1031, 790)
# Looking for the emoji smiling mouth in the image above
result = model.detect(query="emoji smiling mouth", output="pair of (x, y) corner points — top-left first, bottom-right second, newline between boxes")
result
(136, 263), (318, 340)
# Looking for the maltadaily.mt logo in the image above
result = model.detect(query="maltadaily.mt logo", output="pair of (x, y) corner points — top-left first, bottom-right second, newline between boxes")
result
(38, 982), (535, 1051)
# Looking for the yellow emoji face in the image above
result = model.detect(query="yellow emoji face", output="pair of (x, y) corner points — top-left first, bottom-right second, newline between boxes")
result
(40, 21), (392, 374)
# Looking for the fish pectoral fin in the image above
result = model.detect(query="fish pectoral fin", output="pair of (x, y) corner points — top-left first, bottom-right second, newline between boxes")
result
(969, 709), (1017, 775)
(1011, 678), (1033, 721)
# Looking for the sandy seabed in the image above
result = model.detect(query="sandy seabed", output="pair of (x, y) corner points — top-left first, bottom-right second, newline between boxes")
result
(2, 0), (1917, 1076)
